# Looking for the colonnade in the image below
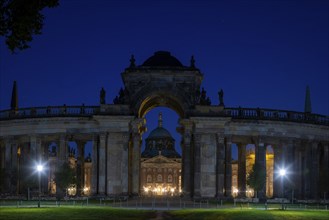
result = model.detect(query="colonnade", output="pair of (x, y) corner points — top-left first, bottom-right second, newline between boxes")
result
(179, 118), (329, 200)
(0, 119), (328, 200)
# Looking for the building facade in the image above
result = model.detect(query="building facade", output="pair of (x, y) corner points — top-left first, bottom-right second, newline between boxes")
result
(0, 51), (328, 200)
(140, 113), (181, 196)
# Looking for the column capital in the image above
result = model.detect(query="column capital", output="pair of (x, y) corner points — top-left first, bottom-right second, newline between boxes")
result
(216, 133), (225, 144)
(99, 132), (108, 139)
(179, 119), (194, 132)
(251, 136), (265, 146)
(225, 135), (232, 145)
(130, 118), (146, 135)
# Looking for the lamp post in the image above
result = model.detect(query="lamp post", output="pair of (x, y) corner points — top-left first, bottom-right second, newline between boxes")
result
(279, 168), (286, 210)
(36, 164), (43, 208)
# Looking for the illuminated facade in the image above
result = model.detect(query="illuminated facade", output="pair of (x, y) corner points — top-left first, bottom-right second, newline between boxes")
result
(0, 51), (328, 200)
(140, 113), (181, 196)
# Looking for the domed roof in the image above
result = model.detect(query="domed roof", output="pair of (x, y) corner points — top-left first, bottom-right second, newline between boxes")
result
(147, 127), (173, 139)
(142, 51), (183, 67)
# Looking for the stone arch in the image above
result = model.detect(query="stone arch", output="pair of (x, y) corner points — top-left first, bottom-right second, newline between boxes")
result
(137, 92), (187, 118)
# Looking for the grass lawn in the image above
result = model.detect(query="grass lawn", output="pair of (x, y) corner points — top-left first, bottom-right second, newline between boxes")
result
(0, 207), (156, 220)
(0, 207), (328, 220)
(169, 209), (329, 220)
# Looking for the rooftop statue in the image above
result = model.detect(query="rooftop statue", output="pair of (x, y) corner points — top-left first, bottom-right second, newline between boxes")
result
(218, 89), (224, 106)
(100, 87), (106, 104)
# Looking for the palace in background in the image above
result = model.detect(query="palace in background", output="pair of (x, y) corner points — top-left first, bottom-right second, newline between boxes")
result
(0, 51), (328, 201)
(140, 113), (181, 196)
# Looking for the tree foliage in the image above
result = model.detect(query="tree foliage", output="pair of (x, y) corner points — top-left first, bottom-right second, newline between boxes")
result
(0, 0), (59, 52)
(54, 162), (76, 199)
(246, 163), (266, 198)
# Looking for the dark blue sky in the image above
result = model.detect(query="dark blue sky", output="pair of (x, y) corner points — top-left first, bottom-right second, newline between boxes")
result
(0, 0), (328, 156)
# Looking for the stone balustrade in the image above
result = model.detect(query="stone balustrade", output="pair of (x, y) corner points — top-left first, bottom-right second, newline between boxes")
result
(225, 107), (329, 126)
(1, 105), (328, 126)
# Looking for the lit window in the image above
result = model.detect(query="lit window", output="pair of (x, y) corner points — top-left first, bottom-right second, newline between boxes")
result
(147, 175), (152, 183)
(168, 175), (173, 182)
(157, 174), (162, 182)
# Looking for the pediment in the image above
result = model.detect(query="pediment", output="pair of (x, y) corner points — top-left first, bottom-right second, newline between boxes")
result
(142, 155), (180, 164)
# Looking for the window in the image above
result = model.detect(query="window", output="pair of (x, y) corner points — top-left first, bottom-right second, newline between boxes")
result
(168, 175), (173, 182)
(157, 174), (162, 182)
(232, 176), (237, 185)
(147, 175), (152, 183)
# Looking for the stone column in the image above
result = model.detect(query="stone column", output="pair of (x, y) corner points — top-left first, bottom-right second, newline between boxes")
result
(237, 143), (246, 197)
(131, 132), (141, 195)
(12, 143), (19, 194)
(285, 140), (295, 199)
(107, 132), (128, 195)
(91, 135), (98, 195)
(255, 138), (266, 199)
(216, 133), (225, 198)
(180, 119), (193, 197)
(273, 145), (283, 198)
(303, 143), (312, 199)
(129, 118), (145, 196)
(323, 143), (329, 198)
(76, 140), (86, 195)
(224, 137), (232, 197)
(293, 141), (302, 199)
(57, 135), (67, 165)
(11, 143), (18, 170)
(310, 142), (319, 199)
(30, 135), (41, 162)
(98, 133), (107, 195)
(55, 135), (68, 196)
(4, 140), (11, 192)
(0, 143), (4, 171)
(41, 141), (50, 194)
(193, 133), (201, 198)
(121, 133), (129, 194)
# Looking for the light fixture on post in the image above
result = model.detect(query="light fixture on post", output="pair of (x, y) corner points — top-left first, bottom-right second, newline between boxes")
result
(279, 168), (286, 210)
(36, 164), (44, 208)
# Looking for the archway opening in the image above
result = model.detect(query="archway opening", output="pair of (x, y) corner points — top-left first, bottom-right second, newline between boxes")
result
(138, 94), (186, 118)
(140, 107), (182, 197)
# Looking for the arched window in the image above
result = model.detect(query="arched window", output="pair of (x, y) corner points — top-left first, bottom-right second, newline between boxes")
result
(147, 175), (152, 183)
(168, 175), (173, 183)
(157, 174), (162, 182)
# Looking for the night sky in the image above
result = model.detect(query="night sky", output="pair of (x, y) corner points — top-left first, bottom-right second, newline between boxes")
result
(0, 0), (328, 158)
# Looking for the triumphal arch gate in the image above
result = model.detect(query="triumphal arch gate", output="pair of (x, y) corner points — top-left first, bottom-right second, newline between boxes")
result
(1, 51), (328, 200)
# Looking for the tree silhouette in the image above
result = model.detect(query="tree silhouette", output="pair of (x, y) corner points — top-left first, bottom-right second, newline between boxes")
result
(0, 0), (59, 52)
(54, 162), (76, 200)
(246, 163), (266, 198)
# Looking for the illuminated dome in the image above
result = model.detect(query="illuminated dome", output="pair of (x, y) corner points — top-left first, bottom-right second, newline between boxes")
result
(142, 51), (183, 67)
(141, 112), (181, 158)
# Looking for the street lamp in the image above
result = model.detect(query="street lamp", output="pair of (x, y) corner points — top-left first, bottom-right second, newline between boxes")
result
(36, 164), (44, 208)
(279, 168), (286, 210)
